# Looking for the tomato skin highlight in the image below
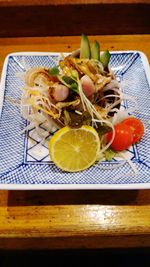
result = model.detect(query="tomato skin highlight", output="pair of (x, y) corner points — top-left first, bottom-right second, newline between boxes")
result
(106, 123), (134, 151)
(122, 117), (144, 144)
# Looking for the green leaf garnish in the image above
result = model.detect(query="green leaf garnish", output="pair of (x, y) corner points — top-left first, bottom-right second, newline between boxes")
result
(81, 111), (92, 125)
(65, 111), (92, 128)
(96, 123), (112, 137)
(70, 82), (78, 93)
(62, 76), (73, 84)
(62, 76), (78, 93)
(48, 66), (59, 76)
(71, 69), (79, 80)
(100, 50), (110, 68)
(104, 148), (116, 161)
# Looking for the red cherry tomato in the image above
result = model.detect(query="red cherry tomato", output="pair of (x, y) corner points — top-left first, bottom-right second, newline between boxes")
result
(106, 123), (134, 151)
(122, 117), (144, 144)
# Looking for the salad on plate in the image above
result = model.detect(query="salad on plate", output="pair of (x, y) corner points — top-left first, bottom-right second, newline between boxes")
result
(20, 34), (144, 172)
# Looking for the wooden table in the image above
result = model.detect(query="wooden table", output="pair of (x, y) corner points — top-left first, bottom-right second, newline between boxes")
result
(0, 0), (150, 37)
(0, 35), (150, 249)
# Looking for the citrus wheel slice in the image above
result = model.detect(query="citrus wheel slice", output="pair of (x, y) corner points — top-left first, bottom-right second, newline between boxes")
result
(48, 125), (100, 172)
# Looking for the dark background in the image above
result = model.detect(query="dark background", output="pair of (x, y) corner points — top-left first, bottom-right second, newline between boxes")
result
(0, 248), (150, 266)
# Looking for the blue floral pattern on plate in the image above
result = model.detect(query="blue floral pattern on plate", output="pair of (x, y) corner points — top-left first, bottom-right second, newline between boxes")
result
(0, 51), (150, 189)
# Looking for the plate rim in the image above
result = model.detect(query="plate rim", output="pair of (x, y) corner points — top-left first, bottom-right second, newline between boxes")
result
(0, 182), (150, 190)
(0, 50), (150, 190)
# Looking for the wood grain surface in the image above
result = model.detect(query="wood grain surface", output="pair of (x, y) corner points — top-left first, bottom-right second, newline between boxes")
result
(0, 34), (150, 249)
(1, 0), (150, 6)
(0, 0), (149, 37)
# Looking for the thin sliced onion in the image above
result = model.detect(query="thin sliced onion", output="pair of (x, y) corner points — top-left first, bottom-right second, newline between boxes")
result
(94, 161), (126, 170)
(118, 152), (138, 175)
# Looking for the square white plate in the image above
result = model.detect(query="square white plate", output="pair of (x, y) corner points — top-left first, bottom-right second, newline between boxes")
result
(0, 51), (150, 190)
